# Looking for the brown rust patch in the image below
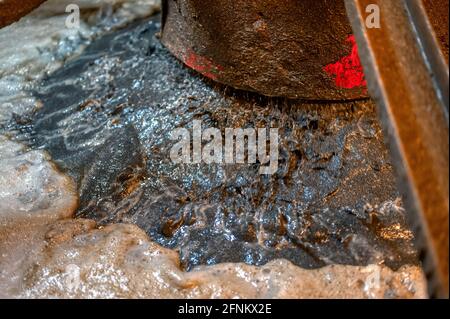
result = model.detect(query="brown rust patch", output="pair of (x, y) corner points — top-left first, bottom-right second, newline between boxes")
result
(0, 0), (47, 28)
(161, 0), (368, 100)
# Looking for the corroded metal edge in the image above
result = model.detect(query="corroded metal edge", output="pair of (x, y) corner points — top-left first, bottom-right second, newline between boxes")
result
(345, 0), (449, 298)
(0, 0), (47, 28)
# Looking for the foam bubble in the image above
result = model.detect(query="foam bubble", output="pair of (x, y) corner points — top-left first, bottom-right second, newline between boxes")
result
(16, 220), (427, 299)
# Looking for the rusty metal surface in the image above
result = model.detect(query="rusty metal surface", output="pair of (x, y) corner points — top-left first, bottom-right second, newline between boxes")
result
(161, 0), (368, 100)
(345, 0), (449, 298)
(0, 0), (47, 28)
(405, 0), (449, 114)
(422, 0), (450, 63)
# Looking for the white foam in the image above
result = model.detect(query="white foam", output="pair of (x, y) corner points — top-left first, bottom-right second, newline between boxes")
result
(0, 0), (161, 122)
(15, 221), (427, 299)
(0, 136), (77, 220)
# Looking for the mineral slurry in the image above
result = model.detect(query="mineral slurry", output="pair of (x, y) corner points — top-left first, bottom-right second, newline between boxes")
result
(0, 6), (426, 298)
(7, 15), (419, 271)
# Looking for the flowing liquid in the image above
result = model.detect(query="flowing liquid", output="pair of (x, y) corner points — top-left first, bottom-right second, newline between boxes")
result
(0, 0), (427, 298)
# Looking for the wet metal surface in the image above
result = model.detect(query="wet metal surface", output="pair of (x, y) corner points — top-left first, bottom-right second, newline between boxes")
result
(8, 16), (419, 271)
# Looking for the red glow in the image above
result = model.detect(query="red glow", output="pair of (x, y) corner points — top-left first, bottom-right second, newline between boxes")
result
(323, 35), (367, 89)
(184, 50), (224, 81)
